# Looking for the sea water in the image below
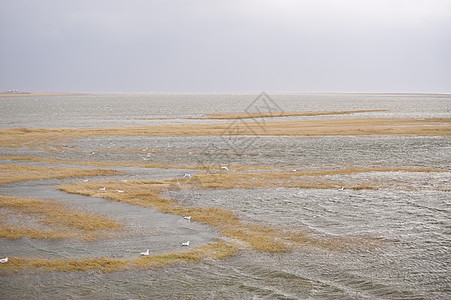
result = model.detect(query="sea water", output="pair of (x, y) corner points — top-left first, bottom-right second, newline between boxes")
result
(0, 93), (450, 299)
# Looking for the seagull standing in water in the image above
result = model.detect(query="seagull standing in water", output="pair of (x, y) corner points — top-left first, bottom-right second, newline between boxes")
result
(183, 216), (191, 221)
(140, 249), (150, 256)
(220, 166), (229, 171)
(181, 241), (190, 246)
(0, 257), (8, 263)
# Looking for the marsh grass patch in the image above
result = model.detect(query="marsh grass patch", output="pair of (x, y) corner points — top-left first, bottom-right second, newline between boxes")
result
(0, 195), (122, 241)
(0, 164), (119, 186)
(1, 118), (449, 149)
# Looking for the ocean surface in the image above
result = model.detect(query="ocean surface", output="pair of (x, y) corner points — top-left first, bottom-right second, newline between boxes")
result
(0, 93), (450, 299)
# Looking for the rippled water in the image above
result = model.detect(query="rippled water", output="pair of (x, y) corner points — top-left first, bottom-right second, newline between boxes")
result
(1, 93), (450, 129)
(0, 93), (450, 299)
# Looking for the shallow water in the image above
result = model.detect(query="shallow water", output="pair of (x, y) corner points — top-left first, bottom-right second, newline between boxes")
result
(1, 93), (450, 129)
(0, 177), (218, 260)
(0, 93), (450, 299)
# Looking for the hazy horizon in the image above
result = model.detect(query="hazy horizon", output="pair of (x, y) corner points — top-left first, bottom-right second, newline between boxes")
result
(1, 0), (450, 94)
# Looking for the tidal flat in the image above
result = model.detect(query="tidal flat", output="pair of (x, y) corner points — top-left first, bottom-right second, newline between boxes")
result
(0, 93), (450, 299)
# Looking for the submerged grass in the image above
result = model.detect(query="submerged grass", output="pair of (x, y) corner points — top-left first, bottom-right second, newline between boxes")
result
(58, 179), (381, 259)
(0, 195), (122, 241)
(172, 167), (448, 190)
(0, 164), (119, 186)
(203, 109), (388, 119)
(0, 241), (236, 274)
(0, 156), (279, 172)
(3, 116), (442, 272)
(2, 165), (394, 272)
(1, 118), (449, 148)
(0, 225), (65, 240)
(58, 180), (306, 253)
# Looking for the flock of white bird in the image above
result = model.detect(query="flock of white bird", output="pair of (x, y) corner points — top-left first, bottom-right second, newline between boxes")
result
(0, 171), (225, 265)
(0, 215), (194, 264)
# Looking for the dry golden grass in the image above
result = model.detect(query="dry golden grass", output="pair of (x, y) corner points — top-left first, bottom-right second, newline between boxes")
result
(58, 180), (296, 252)
(0, 164), (120, 186)
(1, 169), (389, 272)
(0, 195), (122, 241)
(256, 118), (451, 137)
(172, 167), (448, 190)
(2, 115), (446, 273)
(133, 241), (237, 269)
(0, 241), (236, 273)
(0, 225), (65, 240)
(203, 110), (388, 119)
(59, 179), (380, 255)
(1, 118), (449, 148)
(0, 256), (128, 273)
(0, 155), (279, 172)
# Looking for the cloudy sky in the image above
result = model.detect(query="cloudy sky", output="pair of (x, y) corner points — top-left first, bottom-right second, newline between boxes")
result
(0, 0), (450, 93)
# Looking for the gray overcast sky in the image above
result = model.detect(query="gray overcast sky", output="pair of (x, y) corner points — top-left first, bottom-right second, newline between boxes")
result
(1, 0), (450, 93)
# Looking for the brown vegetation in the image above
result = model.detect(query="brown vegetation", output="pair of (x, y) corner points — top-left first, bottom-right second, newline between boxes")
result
(203, 109), (388, 119)
(1, 118), (449, 148)
(59, 179), (381, 254)
(0, 164), (120, 186)
(2, 165), (398, 272)
(3, 114), (445, 273)
(0, 155), (279, 172)
(0, 241), (236, 273)
(0, 164), (122, 241)
(0, 195), (122, 241)
(172, 167), (448, 190)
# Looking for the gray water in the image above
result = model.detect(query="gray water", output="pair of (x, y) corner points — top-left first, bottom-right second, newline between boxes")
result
(0, 93), (450, 299)
(1, 93), (450, 129)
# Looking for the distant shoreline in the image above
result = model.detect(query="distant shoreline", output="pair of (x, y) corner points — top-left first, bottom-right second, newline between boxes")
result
(0, 92), (89, 98)
(1, 92), (449, 98)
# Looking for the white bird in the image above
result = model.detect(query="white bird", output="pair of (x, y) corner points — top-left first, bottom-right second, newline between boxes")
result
(181, 241), (190, 246)
(99, 187), (106, 191)
(0, 257), (8, 263)
(117, 190), (125, 193)
(183, 173), (192, 178)
(83, 179), (89, 182)
(183, 216), (191, 221)
(220, 166), (229, 171)
(140, 249), (149, 256)
(338, 187), (345, 191)
(91, 151), (96, 155)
